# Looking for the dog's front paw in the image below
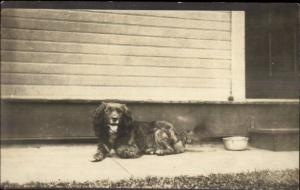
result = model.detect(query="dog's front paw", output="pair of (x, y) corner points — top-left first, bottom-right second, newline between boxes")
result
(124, 150), (138, 158)
(145, 148), (155, 155)
(92, 152), (106, 162)
(123, 147), (140, 158)
(116, 145), (141, 159)
(155, 149), (165, 156)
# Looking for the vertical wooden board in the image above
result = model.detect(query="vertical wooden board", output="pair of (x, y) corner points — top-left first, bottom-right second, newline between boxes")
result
(298, 6), (300, 75)
(231, 11), (246, 101)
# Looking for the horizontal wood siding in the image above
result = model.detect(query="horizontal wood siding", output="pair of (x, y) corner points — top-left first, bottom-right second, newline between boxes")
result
(1, 9), (232, 101)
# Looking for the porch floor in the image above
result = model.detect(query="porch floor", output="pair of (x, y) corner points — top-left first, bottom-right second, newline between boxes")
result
(1, 143), (299, 184)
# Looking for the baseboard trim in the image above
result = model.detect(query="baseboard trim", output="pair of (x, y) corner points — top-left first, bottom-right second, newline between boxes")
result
(2, 98), (298, 105)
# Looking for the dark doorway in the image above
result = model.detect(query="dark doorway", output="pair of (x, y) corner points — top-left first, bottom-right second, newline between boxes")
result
(246, 4), (299, 99)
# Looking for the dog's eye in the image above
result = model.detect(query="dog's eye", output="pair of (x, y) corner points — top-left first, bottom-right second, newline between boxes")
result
(104, 107), (111, 113)
(116, 108), (122, 113)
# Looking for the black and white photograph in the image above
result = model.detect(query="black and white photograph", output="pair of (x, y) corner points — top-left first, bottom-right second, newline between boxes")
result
(0, 2), (299, 189)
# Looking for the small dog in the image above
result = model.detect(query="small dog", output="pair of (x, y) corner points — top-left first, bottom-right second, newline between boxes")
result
(135, 121), (189, 156)
(92, 102), (139, 162)
(92, 102), (191, 162)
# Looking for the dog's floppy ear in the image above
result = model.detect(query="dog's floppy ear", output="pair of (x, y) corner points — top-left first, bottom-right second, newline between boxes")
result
(120, 104), (133, 130)
(92, 102), (108, 137)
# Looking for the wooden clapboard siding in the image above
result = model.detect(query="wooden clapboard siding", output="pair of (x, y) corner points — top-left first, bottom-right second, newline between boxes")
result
(1, 73), (230, 89)
(2, 16), (230, 41)
(1, 51), (231, 69)
(87, 10), (231, 22)
(2, 39), (230, 59)
(1, 62), (230, 79)
(2, 28), (231, 50)
(1, 9), (231, 31)
(1, 85), (229, 101)
(1, 9), (232, 101)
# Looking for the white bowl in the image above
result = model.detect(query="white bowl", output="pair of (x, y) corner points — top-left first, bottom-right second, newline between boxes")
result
(223, 136), (249, 151)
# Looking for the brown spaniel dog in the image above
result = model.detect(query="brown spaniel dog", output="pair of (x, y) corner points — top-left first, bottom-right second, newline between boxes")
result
(134, 120), (189, 156)
(92, 102), (189, 162)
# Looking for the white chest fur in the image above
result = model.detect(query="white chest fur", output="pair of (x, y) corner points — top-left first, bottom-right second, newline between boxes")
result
(109, 125), (118, 133)
(108, 125), (118, 144)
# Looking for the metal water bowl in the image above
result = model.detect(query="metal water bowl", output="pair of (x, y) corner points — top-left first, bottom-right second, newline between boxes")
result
(222, 136), (249, 151)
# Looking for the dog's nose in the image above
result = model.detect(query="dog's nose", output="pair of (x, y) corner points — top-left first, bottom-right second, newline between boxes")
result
(112, 117), (118, 122)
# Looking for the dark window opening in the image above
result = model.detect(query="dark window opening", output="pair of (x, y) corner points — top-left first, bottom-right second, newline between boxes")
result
(246, 5), (299, 99)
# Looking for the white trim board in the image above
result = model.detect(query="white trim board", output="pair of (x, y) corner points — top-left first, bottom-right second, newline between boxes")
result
(230, 11), (246, 101)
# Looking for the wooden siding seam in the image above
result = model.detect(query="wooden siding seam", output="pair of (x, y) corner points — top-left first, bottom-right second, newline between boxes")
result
(77, 10), (231, 23)
(3, 26), (231, 42)
(2, 15), (231, 32)
(0, 83), (229, 89)
(1, 51), (232, 67)
(2, 25), (231, 42)
(1, 60), (231, 70)
(1, 36), (231, 51)
(1, 84), (230, 101)
(1, 50), (232, 61)
(2, 27), (231, 50)
(1, 71), (231, 80)
(0, 97), (231, 102)
(1, 61), (230, 70)
(82, 10), (231, 23)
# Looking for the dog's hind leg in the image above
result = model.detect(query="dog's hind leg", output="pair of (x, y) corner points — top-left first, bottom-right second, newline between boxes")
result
(155, 141), (175, 156)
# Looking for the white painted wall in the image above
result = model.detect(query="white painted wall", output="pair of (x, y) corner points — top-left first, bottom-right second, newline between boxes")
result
(1, 10), (245, 102)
